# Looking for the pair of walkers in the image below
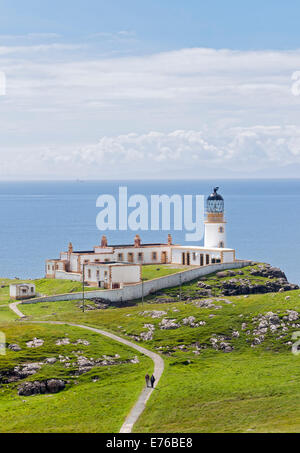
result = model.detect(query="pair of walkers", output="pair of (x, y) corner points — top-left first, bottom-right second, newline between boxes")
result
(145, 373), (155, 388)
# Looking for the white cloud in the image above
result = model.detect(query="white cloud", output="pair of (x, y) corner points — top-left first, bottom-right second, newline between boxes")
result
(1, 126), (300, 180)
(1, 46), (300, 178)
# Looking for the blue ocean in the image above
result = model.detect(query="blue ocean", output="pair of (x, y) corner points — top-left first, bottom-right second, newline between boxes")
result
(0, 180), (299, 284)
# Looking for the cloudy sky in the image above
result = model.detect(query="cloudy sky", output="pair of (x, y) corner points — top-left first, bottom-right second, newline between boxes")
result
(1, 0), (300, 179)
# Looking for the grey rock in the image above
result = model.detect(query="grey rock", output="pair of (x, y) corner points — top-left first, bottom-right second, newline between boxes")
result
(8, 343), (22, 352)
(18, 379), (65, 396)
(56, 338), (70, 346)
(26, 338), (44, 348)
(159, 318), (180, 330)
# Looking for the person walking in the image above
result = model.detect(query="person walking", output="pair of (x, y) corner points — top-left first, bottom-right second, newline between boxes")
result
(145, 373), (150, 387)
(150, 374), (156, 388)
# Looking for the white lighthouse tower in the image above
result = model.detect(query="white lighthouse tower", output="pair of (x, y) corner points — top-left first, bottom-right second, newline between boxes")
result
(204, 187), (226, 249)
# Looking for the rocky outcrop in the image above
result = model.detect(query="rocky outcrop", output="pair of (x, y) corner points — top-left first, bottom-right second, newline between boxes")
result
(8, 344), (22, 351)
(246, 310), (300, 347)
(249, 264), (287, 280)
(139, 310), (167, 319)
(140, 324), (155, 341)
(72, 354), (140, 375)
(56, 338), (70, 346)
(182, 316), (206, 327)
(210, 335), (234, 353)
(220, 278), (298, 296)
(26, 338), (44, 348)
(213, 264), (299, 297)
(159, 318), (181, 330)
(18, 379), (66, 396)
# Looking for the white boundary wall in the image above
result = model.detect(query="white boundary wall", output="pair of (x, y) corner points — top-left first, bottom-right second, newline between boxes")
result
(22, 260), (251, 306)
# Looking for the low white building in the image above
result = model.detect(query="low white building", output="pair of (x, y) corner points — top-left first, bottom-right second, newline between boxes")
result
(10, 283), (36, 300)
(45, 187), (236, 286)
(84, 262), (141, 289)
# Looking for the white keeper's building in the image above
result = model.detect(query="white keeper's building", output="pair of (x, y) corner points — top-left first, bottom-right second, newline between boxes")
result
(45, 187), (236, 288)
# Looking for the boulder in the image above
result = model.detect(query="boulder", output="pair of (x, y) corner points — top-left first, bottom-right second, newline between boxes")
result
(56, 338), (70, 346)
(8, 344), (22, 352)
(18, 379), (65, 396)
(26, 338), (44, 348)
(139, 310), (167, 319)
(216, 271), (228, 278)
(159, 318), (180, 330)
(44, 358), (57, 364)
(46, 379), (66, 394)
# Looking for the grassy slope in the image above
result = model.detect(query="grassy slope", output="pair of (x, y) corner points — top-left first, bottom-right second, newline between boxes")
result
(141, 265), (189, 281)
(0, 322), (152, 433)
(158, 263), (281, 299)
(0, 278), (98, 305)
(17, 284), (300, 433)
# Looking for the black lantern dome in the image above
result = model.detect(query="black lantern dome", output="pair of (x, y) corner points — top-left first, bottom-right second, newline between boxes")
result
(207, 187), (224, 213)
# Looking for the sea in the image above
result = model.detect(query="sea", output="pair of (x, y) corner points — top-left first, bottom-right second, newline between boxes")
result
(0, 179), (299, 284)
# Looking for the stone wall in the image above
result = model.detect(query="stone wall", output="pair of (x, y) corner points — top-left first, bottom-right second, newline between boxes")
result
(22, 260), (251, 306)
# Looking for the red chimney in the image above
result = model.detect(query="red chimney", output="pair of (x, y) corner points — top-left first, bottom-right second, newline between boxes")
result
(101, 235), (108, 247)
(134, 234), (141, 247)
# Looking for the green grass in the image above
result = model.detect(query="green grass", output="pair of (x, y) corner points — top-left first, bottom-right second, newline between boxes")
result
(0, 306), (18, 323)
(141, 265), (189, 281)
(3, 263), (300, 433)
(16, 285), (300, 433)
(157, 263), (282, 299)
(0, 322), (152, 433)
(0, 278), (97, 305)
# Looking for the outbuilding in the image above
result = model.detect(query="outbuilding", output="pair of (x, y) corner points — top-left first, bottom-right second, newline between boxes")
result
(10, 283), (36, 300)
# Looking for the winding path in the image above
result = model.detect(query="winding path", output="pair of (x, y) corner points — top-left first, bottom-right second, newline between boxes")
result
(8, 301), (164, 433)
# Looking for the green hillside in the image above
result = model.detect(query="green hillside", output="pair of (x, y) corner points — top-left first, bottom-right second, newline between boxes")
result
(1, 263), (300, 432)
(0, 322), (151, 433)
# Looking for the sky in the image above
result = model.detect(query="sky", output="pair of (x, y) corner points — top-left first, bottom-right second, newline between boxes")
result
(1, 0), (300, 179)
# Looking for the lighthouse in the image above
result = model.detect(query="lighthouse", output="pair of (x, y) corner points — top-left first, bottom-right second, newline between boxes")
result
(204, 187), (226, 249)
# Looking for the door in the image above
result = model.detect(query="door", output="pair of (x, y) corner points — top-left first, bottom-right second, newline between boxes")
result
(182, 253), (185, 265)
(161, 251), (167, 264)
(186, 252), (190, 265)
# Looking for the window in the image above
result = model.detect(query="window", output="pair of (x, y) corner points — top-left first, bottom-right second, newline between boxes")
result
(95, 259), (100, 263)
(128, 253), (134, 263)
(105, 258), (110, 262)
(192, 253), (196, 261)
(218, 226), (224, 233)
(104, 271), (108, 277)
(31, 287), (34, 293)
(96, 270), (100, 279)
(152, 252), (157, 261)
(88, 269), (91, 279)
(118, 253), (124, 261)
(138, 252), (143, 262)
(206, 254), (210, 265)
(219, 241), (224, 248)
